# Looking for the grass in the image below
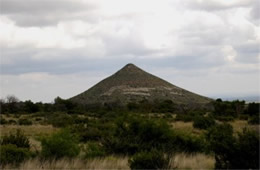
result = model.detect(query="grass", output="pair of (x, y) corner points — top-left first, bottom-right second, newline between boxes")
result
(4, 156), (130, 170)
(170, 121), (202, 135)
(0, 125), (58, 138)
(2, 153), (214, 170)
(172, 153), (215, 169)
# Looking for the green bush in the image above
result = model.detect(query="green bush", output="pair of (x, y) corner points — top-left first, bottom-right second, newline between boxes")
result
(0, 144), (31, 166)
(175, 114), (193, 122)
(206, 123), (235, 169)
(128, 150), (171, 169)
(103, 116), (174, 155)
(193, 116), (215, 129)
(18, 118), (32, 125)
(171, 131), (206, 153)
(214, 116), (234, 122)
(1, 129), (30, 149)
(248, 115), (259, 124)
(84, 142), (106, 159)
(8, 119), (17, 125)
(47, 113), (74, 127)
(232, 128), (259, 169)
(41, 129), (80, 160)
(0, 117), (7, 124)
(207, 124), (259, 169)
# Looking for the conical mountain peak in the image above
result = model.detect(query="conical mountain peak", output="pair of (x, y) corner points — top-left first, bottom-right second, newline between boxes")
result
(70, 64), (212, 106)
(117, 63), (144, 74)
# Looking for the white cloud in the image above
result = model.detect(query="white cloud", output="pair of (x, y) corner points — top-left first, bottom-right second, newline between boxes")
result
(0, 0), (259, 101)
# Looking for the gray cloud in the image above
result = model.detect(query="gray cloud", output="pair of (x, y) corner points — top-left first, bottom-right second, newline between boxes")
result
(0, 0), (259, 101)
(0, 0), (97, 26)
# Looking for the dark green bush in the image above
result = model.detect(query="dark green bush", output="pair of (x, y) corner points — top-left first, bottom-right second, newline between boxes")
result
(232, 128), (259, 169)
(1, 129), (30, 149)
(214, 116), (234, 122)
(0, 144), (31, 166)
(248, 115), (259, 124)
(193, 116), (215, 129)
(0, 117), (7, 124)
(128, 150), (171, 169)
(47, 113), (74, 127)
(41, 129), (80, 159)
(244, 102), (260, 116)
(175, 114), (193, 122)
(84, 142), (106, 159)
(103, 116), (174, 155)
(18, 118), (32, 125)
(35, 118), (42, 121)
(171, 131), (206, 153)
(207, 124), (259, 169)
(8, 119), (17, 125)
(206, 123), (235, 169)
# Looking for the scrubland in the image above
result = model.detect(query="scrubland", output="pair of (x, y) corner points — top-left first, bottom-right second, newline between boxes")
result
(0, 99), (259, 169)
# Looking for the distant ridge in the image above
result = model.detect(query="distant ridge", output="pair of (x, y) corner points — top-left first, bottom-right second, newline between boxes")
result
(70, 63), (212, 107)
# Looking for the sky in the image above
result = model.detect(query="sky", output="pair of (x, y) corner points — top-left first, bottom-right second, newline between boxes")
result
(0, 0), (259, 102)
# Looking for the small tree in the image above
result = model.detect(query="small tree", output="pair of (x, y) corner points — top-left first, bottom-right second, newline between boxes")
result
(41, 129), (80, 160)
(129, 150), (171, 169)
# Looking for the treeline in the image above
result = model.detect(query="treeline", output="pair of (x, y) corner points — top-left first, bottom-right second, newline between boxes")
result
(1, 95), (259, 123)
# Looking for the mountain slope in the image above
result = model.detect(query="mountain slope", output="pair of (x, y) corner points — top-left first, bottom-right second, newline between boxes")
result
(69, 63), (212, 106)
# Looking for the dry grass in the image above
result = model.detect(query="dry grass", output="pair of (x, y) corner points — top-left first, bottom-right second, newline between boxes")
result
(4, 156), (130, 170)
(2, 153), (215, 170)
(230, 120), (259, 133)
(0, 125), (59, 138)
(172, 153), (215, 170)
(170, 121), (202, 135)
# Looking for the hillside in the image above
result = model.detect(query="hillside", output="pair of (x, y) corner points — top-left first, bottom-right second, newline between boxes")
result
(69, 63), (212, 107)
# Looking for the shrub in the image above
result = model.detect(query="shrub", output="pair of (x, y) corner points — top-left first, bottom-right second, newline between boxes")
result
(35, 118), (42, 121)
(18, 118), (32, 125)
(171, 131), (206, 153)
(232, 128), (259, 169)
(84, 142), (106, 159)
(1, 129), (30, 149)
(193, 116), (215, 129)
(128, 150), (171, 169)
(41, 129), (80, 160)
(0, 144), (31, 167)
(47, 113), (74, 127)
(248, 115), (259, 124)
(0, 117), (7, 124)
(8, 119), (17, 125)
(103, 116), (174, 155)
(206, 124), (260, 169)
(175, 114), (193, 122)
(206, 123), (235, 169)
(214, 116), (234, 122)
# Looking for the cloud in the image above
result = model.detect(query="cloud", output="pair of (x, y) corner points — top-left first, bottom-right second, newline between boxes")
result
(185, 0), (255, 11)
(0, 0), (259, 101)
(1, 0), (97, 26)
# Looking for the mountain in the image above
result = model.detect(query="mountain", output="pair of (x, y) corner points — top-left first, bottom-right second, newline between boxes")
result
(69, 63), (212, 107)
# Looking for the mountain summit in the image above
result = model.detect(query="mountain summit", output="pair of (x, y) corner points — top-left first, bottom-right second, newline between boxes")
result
(70, 63), (212, 107)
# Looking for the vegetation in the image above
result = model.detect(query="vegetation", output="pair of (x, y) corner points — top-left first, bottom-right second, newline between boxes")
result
(40, 129), (80, 160)
(0, 130), (32, 167)
(0, 96), (259, 169)
(128, 150), (171, 169)
(207, 124), (259, 169)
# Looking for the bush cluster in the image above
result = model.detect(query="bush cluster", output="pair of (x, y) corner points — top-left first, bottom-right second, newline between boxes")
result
(83, 142), (106, 159)
(40, 129), (80, 160)
(193, 116), (215, 129)
(128, 149), (171, 169)
(0, 130), (31, 167)
(18, 118), (32, 125)
(207, 124), (259, 169)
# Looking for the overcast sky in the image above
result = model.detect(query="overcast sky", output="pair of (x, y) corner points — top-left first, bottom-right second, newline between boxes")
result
(0, 0), (259, 102)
